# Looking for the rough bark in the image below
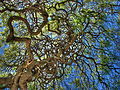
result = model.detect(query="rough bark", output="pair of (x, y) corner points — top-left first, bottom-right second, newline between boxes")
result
(0, 77), (13, 89)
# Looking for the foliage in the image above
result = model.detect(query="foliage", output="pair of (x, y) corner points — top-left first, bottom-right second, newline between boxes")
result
(0, 0), (120, 89)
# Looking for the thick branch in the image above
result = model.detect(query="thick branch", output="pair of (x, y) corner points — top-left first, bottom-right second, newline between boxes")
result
(0, 77), (13, 89)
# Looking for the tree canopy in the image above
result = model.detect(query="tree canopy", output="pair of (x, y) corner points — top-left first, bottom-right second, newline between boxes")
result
(0, 0), (120, 89)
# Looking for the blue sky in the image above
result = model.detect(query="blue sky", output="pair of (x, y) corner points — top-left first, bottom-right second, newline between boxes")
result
(0, 47), (4, 55)
(0, 1), (120, 89)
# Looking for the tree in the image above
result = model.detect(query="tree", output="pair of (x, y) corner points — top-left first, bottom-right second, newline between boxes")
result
(0, 0), (120, 89)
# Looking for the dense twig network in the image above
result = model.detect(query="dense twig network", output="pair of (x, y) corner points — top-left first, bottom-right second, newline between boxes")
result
(0, 0), (120, 89)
